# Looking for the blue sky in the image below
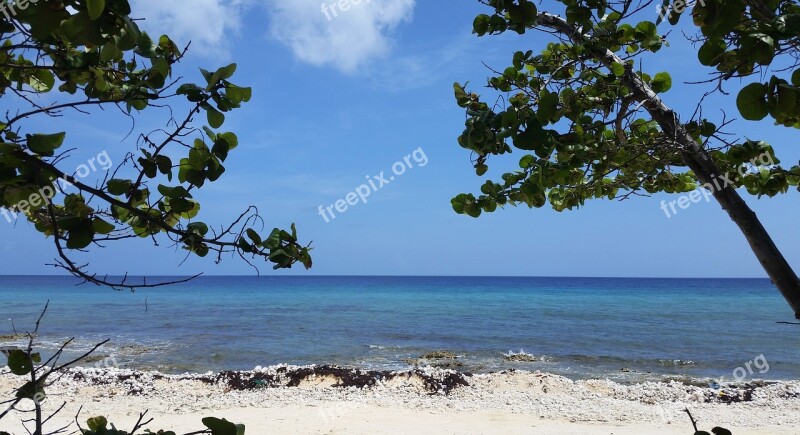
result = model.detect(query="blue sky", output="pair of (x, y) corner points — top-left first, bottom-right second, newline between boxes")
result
(1, 0), (799, 278)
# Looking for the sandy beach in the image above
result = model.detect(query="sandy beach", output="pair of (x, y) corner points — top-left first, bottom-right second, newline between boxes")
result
(2, 365), (799, 434)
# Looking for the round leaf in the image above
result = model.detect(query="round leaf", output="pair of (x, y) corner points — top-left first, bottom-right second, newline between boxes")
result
(86, 0), (106, 20)
(737, 83), (769, 120)
(651, 72), (672, 93)
(207, 107), (225, 129)
(698, 39), (726, 66)
(7, 349), (33, 375)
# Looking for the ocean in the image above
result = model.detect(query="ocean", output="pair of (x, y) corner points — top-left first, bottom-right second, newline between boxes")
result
(1, 276), (798, 382)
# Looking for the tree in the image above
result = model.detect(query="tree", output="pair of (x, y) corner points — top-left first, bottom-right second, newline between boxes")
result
(452, 0), (800, 318)
(0, 0), (312, 289)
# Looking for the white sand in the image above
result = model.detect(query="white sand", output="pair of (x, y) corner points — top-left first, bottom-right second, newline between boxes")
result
(2, 366), (799, 434)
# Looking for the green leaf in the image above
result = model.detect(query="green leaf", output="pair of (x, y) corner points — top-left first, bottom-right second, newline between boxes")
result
(246, 229), (262, 245)
(135, 32), (156, 58)
(219, 132), (238, 150)
(194, 243), (210, 257)
(60, 12), (104, 46)
(206, 64), (237, 89)
(202, 417), (245, 435)
(451, 194), (467, 214)
(741, 33), (775, 65)
(512, 119), (548, 151)
(698, 39), (726, 66)
(100, 41), (123, 62)
(565, 4), (590, 25)
(26, 132), (65, 157)
(128, 98), (148, 112)
(792, 69), (800, 87)
(156, 155), (173, 176)
(216, 64), (237, 81)
(737, 83), (769, 120)
(67, 222), (95, 249)
(92, 218), (115, 235)
(168, 198), (192, 213)
(519, 155), (536, 169)
(139, 157), (157, 178)
(635, 21), (657, 37)
(158, 185), (192, 199)
(489, 14), (508, 33)
(8, 349), (33, 375)
(107, 179), (132, 196)
(453, 82), (471, 107)
(226, 85), (252, 104)
(464, 202), (482, 218)
(26, 8), (66, 39)
(207, 107), (225, 129)
(187, 222), (209, 236)
(537, 91), (559, 124)
(212, 137), (233, 161)
(699, 120), (717, 137)
(179, 200), (201, 219)
(29, 69), (55, 92)
(651, 72), (672, 93)
(15, 379), (44, 400)
(177, 83), (204, 99)
(107, 0), (131, 15)
(610, 62), (625, 77)
(473, 14), (491, 35)
(86, 0), (106, 20)
(86, 416), (108, 431)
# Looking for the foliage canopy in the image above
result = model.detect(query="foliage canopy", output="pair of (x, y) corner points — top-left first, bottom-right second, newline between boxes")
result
(0, 0), (312, 288)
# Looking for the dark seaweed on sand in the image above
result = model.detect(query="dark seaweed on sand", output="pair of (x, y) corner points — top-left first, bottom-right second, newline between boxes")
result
(208, 365), (471, 395)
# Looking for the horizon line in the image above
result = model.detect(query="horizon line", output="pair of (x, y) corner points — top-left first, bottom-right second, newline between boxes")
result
(0, 274), (772, 280)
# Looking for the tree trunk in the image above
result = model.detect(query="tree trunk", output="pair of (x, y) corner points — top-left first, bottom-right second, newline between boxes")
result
(679, 150), (800, 320)
(538, 13), (800, 319)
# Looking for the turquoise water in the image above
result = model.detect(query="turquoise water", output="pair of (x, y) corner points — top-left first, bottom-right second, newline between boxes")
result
(1, 276), (798, 382)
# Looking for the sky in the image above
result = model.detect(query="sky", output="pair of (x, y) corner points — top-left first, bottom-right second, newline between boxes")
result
(1, 0), (799, 278)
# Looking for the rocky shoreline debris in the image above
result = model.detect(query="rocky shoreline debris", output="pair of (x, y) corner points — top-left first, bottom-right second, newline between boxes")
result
(62, 364), (471, 396)
(503, 350), (537, 362)
(403, 351), (466, 370)
(25, 364), (798, 407)
(212, 365), (470, 395)
(3, 365), (800, 430)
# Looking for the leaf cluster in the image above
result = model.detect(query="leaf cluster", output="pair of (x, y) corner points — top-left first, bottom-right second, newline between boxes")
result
(0, 0), (311, 288)
(451, 0), (800, 218)
(664, 0), (800, 126)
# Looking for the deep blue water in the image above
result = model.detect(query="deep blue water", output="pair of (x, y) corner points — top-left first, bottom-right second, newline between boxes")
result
(1, 276), (798, 382)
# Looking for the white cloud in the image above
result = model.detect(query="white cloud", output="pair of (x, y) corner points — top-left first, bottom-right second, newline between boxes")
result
(266, 0), (415, 73)
(132, 0), (249, 58)
(129, 0), (416, 73)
